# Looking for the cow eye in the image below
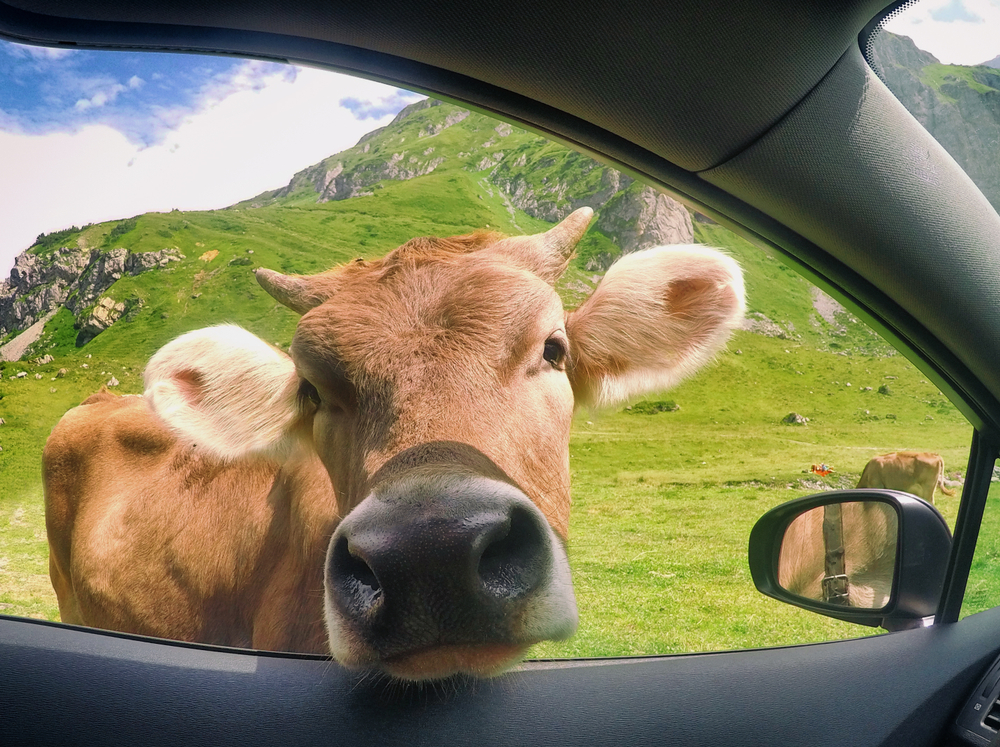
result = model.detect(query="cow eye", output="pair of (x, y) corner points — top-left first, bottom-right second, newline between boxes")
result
(543, 336), (568, 370)
(299, 379), (321, 406)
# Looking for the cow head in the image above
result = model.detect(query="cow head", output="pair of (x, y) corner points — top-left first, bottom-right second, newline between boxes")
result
(143, 207), (745, 680)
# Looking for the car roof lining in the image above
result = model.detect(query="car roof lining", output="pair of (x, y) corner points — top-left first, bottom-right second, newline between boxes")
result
(0, 0), (886, 171)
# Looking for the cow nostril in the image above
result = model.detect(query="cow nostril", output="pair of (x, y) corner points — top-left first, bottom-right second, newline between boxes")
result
(331, 535), (382, 613)
(477, 506), (546, 600)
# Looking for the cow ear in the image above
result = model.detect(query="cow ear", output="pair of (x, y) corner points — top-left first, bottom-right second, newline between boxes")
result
(566, 245), (745, 407)
(144, 325), (305, 462)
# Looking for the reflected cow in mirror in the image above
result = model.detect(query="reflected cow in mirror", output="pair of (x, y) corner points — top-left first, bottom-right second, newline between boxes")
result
(42, 208), (745, 681)
(778, 501), (898, 609)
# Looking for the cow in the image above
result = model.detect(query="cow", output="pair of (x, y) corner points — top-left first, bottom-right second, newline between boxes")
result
(42, 208), (745, 681)
(778, 500), (898, 610)
(856, 451), (955, 505)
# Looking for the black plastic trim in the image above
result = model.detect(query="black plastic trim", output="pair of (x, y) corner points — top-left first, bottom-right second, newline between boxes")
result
(858, 0), (919, 84)
(749, 490), (952, 628)
(937, 428), (1000, 623)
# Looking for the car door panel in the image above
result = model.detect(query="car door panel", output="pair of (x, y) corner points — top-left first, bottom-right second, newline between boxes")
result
(3, 610), (999, 746)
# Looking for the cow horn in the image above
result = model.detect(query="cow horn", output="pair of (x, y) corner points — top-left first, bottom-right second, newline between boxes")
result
(542, 207), (594, 257)
(255, 268), (324, 314)
(492, 207), (594, 284)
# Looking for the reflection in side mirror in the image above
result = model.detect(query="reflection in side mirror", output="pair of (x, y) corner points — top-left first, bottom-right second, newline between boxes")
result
(749, 490), (952, 630)
(778, 502), (898, 610)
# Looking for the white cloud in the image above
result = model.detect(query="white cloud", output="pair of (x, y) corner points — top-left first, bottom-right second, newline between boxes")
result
(884, 0), (1000, 65)
(74, 82), (126, 111)
(0, 65), (420, 276)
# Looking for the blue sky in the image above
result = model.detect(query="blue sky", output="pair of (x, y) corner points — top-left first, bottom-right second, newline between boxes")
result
(1, 44), (246, 145)
(0, 42), (421, 274)
(0, 1), (999, 277)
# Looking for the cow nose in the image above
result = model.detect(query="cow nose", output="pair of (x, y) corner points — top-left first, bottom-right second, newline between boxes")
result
(324, 472), (577, 663)
(330, 502), (546, 615)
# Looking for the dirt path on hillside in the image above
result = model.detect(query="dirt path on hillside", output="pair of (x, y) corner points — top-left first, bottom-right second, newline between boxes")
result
(0, 310), (56, 362)
(811, 286), (845, 325)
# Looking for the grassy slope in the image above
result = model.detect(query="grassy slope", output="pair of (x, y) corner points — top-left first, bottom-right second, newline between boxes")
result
(0, 106), (982, 656)
(920, 63), (1000, 100)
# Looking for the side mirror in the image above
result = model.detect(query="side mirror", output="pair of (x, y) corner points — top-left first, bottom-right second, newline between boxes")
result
(748, 490), (952, 631)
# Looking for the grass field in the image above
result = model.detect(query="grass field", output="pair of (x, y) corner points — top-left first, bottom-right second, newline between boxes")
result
(0, 321), (980, 657)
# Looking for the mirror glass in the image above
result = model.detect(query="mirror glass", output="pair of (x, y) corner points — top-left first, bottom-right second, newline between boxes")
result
(778, 501), (898, 610)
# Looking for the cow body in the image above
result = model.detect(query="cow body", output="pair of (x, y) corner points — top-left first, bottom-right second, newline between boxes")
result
(44, 209), (745, 680)
(856, 451), (955, 505)
(44, 391), (335, 653)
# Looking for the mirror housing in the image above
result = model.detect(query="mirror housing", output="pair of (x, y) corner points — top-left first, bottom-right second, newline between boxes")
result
(749, 490), (952, 631)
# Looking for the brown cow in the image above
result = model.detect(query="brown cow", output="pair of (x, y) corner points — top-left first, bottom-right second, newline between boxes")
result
(856, 451), (955, 505)
(778, 501), (898, 609)
(43, 208), (745, 681)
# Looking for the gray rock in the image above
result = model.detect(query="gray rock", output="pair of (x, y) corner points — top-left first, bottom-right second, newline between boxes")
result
(0, 247), (89, 336)
(56, 368), (67, 378)
(741, 312), (797, 339)
(67, 248), (127, 314)
(595, 184), (694, 254)
(125, 248), (184, 275)
(77, 296), (126, 344)
(34, 354), (54, 365)
(107, 376), (120, 387)
(782, 412), (809, 425)
(1, 243), (182, 339)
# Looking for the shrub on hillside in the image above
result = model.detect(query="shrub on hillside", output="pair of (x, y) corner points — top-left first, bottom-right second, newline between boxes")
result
(625, 400), (679, 414)
(103, 218), (138, 246)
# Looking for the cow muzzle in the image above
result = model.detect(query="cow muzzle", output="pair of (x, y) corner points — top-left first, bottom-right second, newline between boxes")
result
(323, 452), (577, 681)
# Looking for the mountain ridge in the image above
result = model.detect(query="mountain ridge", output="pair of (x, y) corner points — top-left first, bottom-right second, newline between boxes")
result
(3, 32), (997, 361)
(1, 98), (696, 350)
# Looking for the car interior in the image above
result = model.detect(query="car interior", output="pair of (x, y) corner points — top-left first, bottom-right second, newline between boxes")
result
(4, 0), (1000, 744)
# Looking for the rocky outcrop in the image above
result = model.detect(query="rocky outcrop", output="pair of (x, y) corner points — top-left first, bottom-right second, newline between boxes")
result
(76, 297), (126, 345)
(0, 247), (90, 336)
(419, 108), (469, 138)
(0, 246), (183, 341)
(65, 248), (128, 315)
(310, 153), (448, 202)
(595, 184), (694, 253)
(126, 248), (184, 274)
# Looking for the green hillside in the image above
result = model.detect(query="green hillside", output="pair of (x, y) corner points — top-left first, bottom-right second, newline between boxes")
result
(0, 96), (980, 657)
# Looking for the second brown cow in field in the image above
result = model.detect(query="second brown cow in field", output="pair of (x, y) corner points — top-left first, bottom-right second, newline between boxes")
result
(43, 209), (746, 682)
(856, 451), (955, 505)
